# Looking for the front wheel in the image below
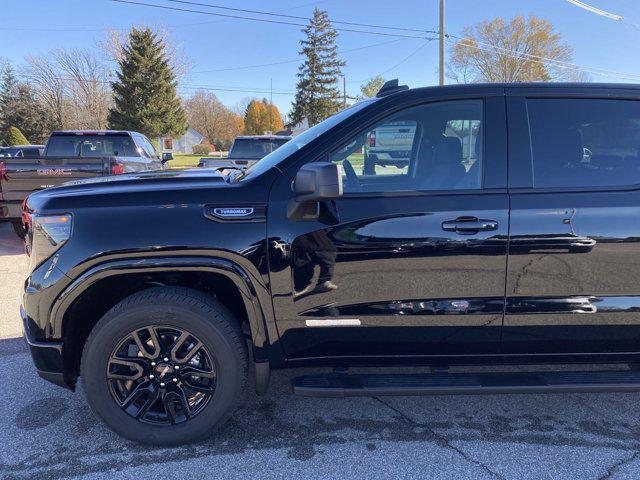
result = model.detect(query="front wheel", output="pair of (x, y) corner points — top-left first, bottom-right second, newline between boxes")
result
(81, 287), (247, 445)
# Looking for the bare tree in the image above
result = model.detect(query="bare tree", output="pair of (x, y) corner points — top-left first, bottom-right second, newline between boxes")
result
(22, 55), (66, 128)
(449, 15), (575, 84)
(184, 91), (243, 150)
(231, 97), (252, 117)
(22, 49), (111, 130)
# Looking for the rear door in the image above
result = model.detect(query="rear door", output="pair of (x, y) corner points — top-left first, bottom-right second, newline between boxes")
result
(504, 87), (640, 355)
(267, 91), (510, 361)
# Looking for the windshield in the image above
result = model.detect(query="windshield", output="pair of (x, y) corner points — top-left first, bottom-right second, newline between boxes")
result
(241, 99), (376, 180)
(229, 138), (290, 159)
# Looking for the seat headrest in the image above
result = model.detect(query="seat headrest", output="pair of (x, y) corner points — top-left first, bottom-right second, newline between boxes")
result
(435, 137), (462, 165)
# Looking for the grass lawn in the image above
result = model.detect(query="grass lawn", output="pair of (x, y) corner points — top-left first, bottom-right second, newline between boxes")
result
(168, 153), (227, 168)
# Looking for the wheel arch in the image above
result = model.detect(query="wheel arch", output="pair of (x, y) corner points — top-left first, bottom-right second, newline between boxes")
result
(52, 256), (274, 389)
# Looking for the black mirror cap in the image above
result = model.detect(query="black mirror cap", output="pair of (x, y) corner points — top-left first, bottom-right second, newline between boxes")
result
(161, 152), (174, 162)
(293, 162), (343, 202)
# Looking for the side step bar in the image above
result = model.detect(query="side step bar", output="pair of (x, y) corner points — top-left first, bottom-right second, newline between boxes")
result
(293, 370), (640, 397)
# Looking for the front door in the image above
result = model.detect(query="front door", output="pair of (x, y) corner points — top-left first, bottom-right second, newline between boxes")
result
(268, 95), (510, 361)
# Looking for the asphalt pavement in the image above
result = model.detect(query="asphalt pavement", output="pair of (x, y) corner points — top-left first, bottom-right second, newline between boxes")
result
(2, 222), (640, 479)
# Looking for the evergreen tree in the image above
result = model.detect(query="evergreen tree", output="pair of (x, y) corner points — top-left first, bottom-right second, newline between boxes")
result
(289, 8), (345, 127)
(5, 126), (29, 145)
(0, 65), (49, 143)
(108, 27), (186, 138)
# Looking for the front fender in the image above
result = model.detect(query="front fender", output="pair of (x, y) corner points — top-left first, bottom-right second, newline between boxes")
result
(50, 255), (273, 362)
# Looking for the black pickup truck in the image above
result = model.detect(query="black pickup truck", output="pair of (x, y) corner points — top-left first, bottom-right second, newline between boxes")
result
(1, 130), (169, 236)
(21, 81), (640, 446)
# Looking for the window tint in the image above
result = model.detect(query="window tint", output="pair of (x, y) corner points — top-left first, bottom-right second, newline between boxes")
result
(527, 98), (640, 188)
(46, 135), (138, 157)
(135, 135), (156, 158)
(328, 100), (483, 193)
(229, 138), (290, 159)
(21, 148), (41, 157)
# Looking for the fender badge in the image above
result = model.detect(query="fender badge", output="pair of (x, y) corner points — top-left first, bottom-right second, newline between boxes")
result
(212, 207), (254, 218)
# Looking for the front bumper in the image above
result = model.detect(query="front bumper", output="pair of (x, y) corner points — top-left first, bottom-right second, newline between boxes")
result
(21, 305), (72, 390)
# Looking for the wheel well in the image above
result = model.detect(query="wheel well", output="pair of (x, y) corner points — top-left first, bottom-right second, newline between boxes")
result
(62, 271), (250, 383)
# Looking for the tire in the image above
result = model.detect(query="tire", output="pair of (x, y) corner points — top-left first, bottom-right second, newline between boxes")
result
(81, 287), (247, 445)
(11, 221), (26, 239)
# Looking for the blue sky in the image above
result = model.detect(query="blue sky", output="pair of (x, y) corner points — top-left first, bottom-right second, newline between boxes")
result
(2, 0), (640, 115)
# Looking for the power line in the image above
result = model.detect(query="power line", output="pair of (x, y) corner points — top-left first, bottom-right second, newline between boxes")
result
(0, 0), (331, 32)
(191, 38), (405, 74)
(165, 0), (436, 34)
(565, 0), (623, 21)
(14, 71), (303, 96)
(447, 33), (640, 82)
(377, 41), (431, 77)
(109, 0), (437, 40)
(565, 0), (640, 31)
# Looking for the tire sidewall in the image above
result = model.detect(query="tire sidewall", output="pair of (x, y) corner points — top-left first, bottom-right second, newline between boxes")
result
(82, 300), (243, 445)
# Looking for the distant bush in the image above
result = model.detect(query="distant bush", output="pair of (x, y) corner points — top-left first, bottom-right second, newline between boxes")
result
(192, 144), (214, 155)
(5, 126), (29, 146)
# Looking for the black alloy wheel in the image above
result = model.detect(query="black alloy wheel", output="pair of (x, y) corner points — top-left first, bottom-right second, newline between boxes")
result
(81, 287), (247, 445)
(107, 325), (216, 425)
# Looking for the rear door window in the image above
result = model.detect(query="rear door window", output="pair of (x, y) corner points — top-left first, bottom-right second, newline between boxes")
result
(527, 98), (640, 188)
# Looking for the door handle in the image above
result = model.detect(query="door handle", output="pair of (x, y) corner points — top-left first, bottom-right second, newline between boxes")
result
(442, 218), (498, 234)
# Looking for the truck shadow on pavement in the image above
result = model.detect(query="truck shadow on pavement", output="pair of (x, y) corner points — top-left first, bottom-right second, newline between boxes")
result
(4, 336), (640, 479)
(0, 224), (24, 256)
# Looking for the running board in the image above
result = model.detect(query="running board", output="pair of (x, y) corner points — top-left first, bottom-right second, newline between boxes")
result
(292, 370), (640, 397)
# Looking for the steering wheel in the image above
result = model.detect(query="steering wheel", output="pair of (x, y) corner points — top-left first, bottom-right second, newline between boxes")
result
(342, 160), (361, 191)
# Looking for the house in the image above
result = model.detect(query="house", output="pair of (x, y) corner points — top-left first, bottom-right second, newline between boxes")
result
(275, 118), (309, 137)
(157, 127), (205, 154)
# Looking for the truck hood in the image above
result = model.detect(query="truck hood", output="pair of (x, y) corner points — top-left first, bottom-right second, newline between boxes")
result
(25, 167), (231, 212)
(48, 167), (225, 191)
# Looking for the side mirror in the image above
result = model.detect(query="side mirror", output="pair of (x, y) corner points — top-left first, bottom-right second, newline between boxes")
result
(161, 152), (174, 163)
(293, 162), (342, 202)
(287, 162), (342, 221)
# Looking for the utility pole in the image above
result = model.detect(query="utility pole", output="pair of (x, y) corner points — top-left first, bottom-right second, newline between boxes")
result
(269, 78), (273, 134)
(439, 0), (445, 85)
(342, 75), (347, 109)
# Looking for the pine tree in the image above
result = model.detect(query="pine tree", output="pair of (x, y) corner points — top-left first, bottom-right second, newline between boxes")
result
(5, 126), (29, 145)
(289, 8), (345, 127)
(108, 27), (186, 139)
(0, 65), (49, 143)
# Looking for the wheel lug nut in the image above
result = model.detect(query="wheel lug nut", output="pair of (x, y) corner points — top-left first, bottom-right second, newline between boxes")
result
(172, 378), (178, 383)
(163, 357), (169, 362)
(149, 374), (155, 379)
(160, 382), (165, 387)
(174, 365), (179, 370)
(151, 362), (156, 367)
